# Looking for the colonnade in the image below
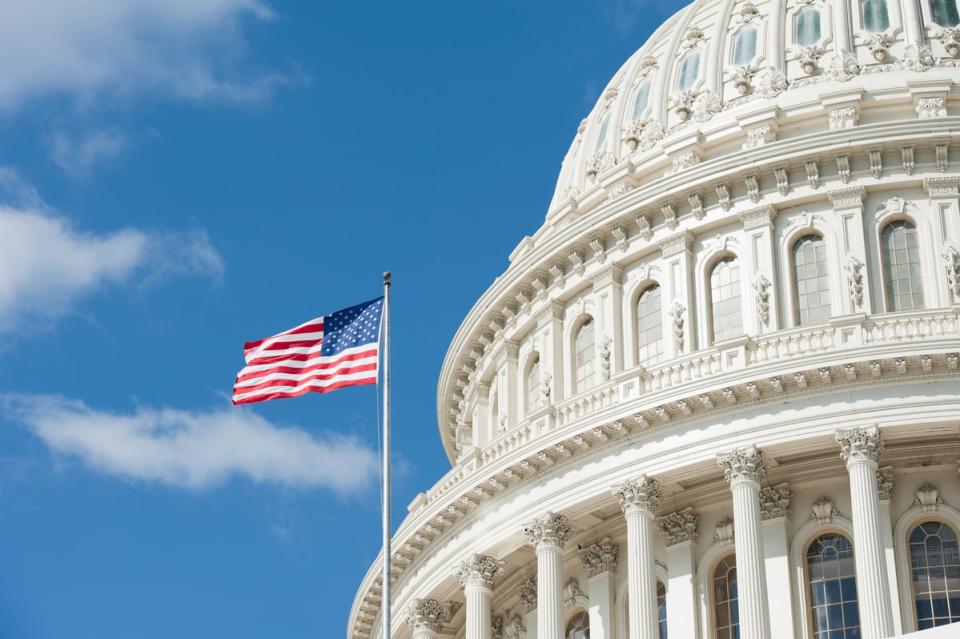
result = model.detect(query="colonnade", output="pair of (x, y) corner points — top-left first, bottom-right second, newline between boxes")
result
(406, 427), (896, 639)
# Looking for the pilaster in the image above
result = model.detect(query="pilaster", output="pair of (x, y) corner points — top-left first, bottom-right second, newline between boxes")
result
(759, 483), (796, 639)
(592, 264), (624, 376)
(739, 205), (780, 333)
(658, 231), (694, 356)
(658, 507), (699, 639)
(827, 187), (872, 315)
(581, 538), (618, 639)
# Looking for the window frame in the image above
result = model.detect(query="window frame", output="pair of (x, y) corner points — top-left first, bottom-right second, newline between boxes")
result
(634, 282), (665, 367)
(791, 513), (858, 639)
(794, 6), (824, 46)
(564, 608), (591, 639)
(676, 48), (703, 91)
(524, 353), (542, 416)
(730, 25), (760, 65)
(631, 78), (653, 121)
(791, 233), (832, 327)
(707, 253), (744, 345)
(804, 532), (862, 638)
(873, 210), (928, 314)
(860, 0), (892, 32)
(572, 316), (597, 395)
(929, 0), (960, 26)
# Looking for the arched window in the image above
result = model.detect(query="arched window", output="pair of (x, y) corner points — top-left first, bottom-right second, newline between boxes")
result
(881, 220), (925, 312)
(632, 79), (652, 119)
(931, 0), (960, 26)
(574, 318), (596, 393)
(792, 234), (831, 326)
(710, 256), (742, 343)
(862, 0), (891, 31)
(677, 50), (701, 90)
(908, 520), (960, 629)
(713, 554), (738, 639)
(796, 8), (822, 45)
(595, 114), (610, 154)
(657, 580), (669, 639)
(565, 610), (590, 639)
(526, 356), (541, 413)
(807, 533), (861, 637)
(733, 27), (758, 65)
(636, 284), (664, 366)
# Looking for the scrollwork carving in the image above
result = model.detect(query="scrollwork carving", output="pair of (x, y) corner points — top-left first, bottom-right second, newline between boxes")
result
(760, 483), (792, 520)
(613, 475), (662, 514)
(523, 512), (574, 549)
(580, 537), (618, 577)
(658, 507), (699, 546)
(845, 257), (865, 310)
(836, 426), (883, 465)
(718, 445), (767, 484)
(753, 274), (771, 326)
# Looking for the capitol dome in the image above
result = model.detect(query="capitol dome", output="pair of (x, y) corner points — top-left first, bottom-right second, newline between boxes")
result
(350, 1), (960, 638)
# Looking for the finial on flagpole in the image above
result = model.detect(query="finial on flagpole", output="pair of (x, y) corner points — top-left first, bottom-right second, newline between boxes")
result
(383, 271), (391, 286)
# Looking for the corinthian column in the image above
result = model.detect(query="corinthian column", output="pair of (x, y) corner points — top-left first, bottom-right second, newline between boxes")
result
(718, 446), (771, 639)
(405, 599), (461, 639)
(613, 475), (662, 639)
(836, 427), (895, 639)
(456, 554), (503, 639)
(523, 512), (574, 639)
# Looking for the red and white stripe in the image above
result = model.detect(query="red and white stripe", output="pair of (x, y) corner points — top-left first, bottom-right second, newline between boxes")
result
(232, 316), (379, 405)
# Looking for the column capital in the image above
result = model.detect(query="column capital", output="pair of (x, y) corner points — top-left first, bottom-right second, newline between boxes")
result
(718, 445), (768, 485)
(657, 507), (699, 546)
(579, 537), (619, 578)
(612, 474), (662, 514)
(518, 576), (537, 612)
(405, 599), (462, 633)
(836, 426), (883, 465)
(759, 483), (792, 520)
(523, 512), (574, 549)
(456, 553), (503, 590)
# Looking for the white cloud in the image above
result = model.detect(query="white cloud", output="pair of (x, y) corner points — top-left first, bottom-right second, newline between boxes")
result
(2, 394), (379, 493)
(0, 0), (290, 112)
(0, 201), (223, 335)
(47, 128), (128, 180)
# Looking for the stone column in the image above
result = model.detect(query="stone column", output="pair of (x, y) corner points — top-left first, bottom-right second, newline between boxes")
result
(405, 599), (461, 639)
(658, 507), (700, 639)
(836, 427), (895, 639)
(877, 467), (903, 635)
(718, 446), (771, 639)
(456, 554), (503, 639)
(523, 513), (574, 639)
(580, 538), (619, 639)
(519, 577), (538, 639)
(613, 475), (662, 639)
(759, 483), (797, 639)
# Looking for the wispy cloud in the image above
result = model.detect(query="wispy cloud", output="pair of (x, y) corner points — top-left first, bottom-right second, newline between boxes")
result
(0, 0), (296, 113)
(47, 128), (128, 180)
(602, 0), (674, 39)
(0, 188), (223, 335)
(2, 394), (379, 494)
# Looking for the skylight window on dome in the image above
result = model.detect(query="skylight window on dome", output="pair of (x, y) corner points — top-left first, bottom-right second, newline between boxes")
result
(677, 50), (701, 91)
(796, 8), (822, 46)
(594, 113), (610, 154)
(733, 27), (758, 65)
(862, 0), (890, 31)
(632, 79), (651, 119)
(931, 0), (960, 26)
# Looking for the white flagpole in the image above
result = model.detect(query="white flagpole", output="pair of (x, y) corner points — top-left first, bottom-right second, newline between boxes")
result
(381, 271), (392, 639)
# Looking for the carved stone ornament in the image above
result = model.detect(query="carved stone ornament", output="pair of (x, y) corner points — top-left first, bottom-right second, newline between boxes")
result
(864, 32), (892, 62)
(563, 578), (588, 609)
(731, 63), (757, 95)
(523, 512), (575, 549)
(670, 302), (686, 352)
(811, 496), (839, 524)
(518, 577), (537, 612)
(658, 507), (700, 546)
(744, 123), (775, 149)
(938, 27), (960, 58)
(671, 89), (698, 121)
(845, 257), (865, 310)
(622, 118), (664, 152)
(738, 1), (760, 23)
(718, 445), (768, 485)
(636, 214), (653, 240)
(760, 483), (792, 520)
(943, 245), (960, 300)
(877, 467), (895, 501)
(580, 537), (619, 577)
(915, 482), (944, 512)
(600, 335), (613, 381)
(613, 474), (663, 514)
(753, 66), (788, 99)
(916, 96), (947, 119)
(456, 553), (504, 589)
(836, 426), (883, 465)
(492, 615), (504, 639)
(900, 43), (935, 72)
(823, 50), (860, 82)
(405, 598), (461, 633)
(829, 106), (859, 130)
(753, 274), (772, 326)
(692, 89), (723, 122)
(505, 614), (526, 639)
(672, 150), (701, 172)
(541, 372), (553, 403)
(585, 151), (616, 182)
(714, 517), (735, 544)
(796, 44), (825, 75)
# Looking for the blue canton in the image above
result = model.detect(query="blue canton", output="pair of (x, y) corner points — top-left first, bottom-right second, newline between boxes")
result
(319, 297), (384, 356)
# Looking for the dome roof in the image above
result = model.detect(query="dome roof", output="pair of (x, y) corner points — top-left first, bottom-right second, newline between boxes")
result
(546, 0), (958, 216)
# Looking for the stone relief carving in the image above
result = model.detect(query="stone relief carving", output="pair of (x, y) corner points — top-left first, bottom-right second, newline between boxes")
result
(877, 467), (895, 501)
(943, 244), (960, 300)
(563, 578), (588, 608)
(714, 517), (735, 544)
(845, 257), (865, 310)
(580, 537), (618, 577)
(719, 446), (768, 484)
(937, 27), (960, 58)
(613, 475), (662, 513)
(600, 335), (613, 380)
(796, 44), (825, 75)
(900, 43), (934, 72)
(523, 512), (575, 548)
(505, 614), (526, 639)
(405, 599), (461, 633)
(864, 33), (892, 62)
(585, 151), (616, 182)
(636, 214), (653, 240)
(519, 577), (537, 612)
(836, 426), (883, 464)
(824, 50), (860, 82)
(916, 96), (947, 119)
(915, 482), (944, 511)
(753, 66), (788, 99)
(492, 615), (504, 639)
(456, 554), (504, 589)
(753, 274), (771, 326)
(658, 507), (699, 546)
(829, 106), (859, 130)
(622, 119), (664, 152)
(811, 496), (839, 524)
(670, 302), (686, 352)
(760, 483), (792, 520)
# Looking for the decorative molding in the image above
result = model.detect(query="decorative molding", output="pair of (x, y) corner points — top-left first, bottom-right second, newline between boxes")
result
(760, 483), (792, 520)
(944, 245), (960, 300)
(916, 96), (947, 119)
(836, 426), (883, 465)
(877, 467), (895, 501)
(713, 517), (735, 544)
(914, 482), (944, 512)
(519, 577), (537, 612)
(811, 496), (839, 524)
(845, 257), (865, 310)
(658, 507), (699, 546)
(563, 578), (588, 609)
(456, 554), (504, 589)
(829, 106), (859, 130)
(523, 512), (574, 549)
(718, 445), (768, 485)
(670, 302), (685, 352)
(580, 537), (618, 577)
(925, 177), (960, 197)
(613, 474), (662, 514)
(753, 274), (771, 326)
(405, 599), (461, 633)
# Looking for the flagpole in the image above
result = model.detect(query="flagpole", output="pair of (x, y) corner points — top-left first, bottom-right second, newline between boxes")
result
(381, 271), (392, 639)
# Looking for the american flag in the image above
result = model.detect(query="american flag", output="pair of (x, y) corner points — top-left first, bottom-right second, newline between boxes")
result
(232, 297), (384, 405)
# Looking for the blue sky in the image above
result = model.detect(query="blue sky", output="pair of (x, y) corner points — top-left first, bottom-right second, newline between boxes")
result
(0, 2), (674, 637)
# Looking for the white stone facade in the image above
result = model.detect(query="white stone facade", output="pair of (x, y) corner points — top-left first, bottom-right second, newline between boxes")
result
(349, 1), (960, 638)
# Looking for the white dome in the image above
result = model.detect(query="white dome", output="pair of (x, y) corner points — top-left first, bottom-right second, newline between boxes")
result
(350, 2), (960, 638)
